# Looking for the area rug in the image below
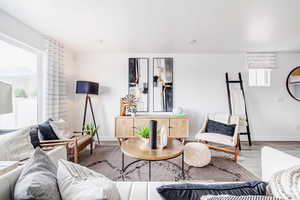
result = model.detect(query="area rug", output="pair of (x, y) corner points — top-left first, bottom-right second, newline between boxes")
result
(79, 145), (258, 182)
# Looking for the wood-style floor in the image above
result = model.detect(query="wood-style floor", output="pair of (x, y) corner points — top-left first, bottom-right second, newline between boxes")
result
(98, 141), (300, 179)
(237, 141), (300, 178)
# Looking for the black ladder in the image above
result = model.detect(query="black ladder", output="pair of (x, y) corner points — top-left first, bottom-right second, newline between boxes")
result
(225, 72), (252, 147)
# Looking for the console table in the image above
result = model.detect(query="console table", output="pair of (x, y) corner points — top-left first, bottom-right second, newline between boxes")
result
(115, 115), (189, 143)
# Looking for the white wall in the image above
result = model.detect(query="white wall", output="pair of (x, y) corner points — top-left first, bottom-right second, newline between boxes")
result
(0, 9), (45, 50)
(73, 52), (300, 141)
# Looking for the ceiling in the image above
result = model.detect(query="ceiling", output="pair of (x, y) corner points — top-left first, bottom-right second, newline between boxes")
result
(1, 0), (300, 53)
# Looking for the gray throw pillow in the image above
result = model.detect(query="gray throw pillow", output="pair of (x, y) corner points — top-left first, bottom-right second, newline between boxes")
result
(14, 147), (61, 200)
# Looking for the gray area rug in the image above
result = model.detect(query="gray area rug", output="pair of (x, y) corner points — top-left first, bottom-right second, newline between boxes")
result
(79, 145), (258, 182)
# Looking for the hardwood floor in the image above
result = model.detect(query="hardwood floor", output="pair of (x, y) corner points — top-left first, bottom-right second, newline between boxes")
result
(237, 141), (300, 178)
(98, 141), (300, 179)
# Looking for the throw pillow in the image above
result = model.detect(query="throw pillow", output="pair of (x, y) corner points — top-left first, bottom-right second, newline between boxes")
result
(156, 181), (267, 200)
(50, 119), (74, 139)
(0, 127), (34, 161)
(29, 126), (40, 148)
(39, 119), (59, 140)
(201, 195), (283, 200)
(57, 159), (121, 200)
(267, 164), (300, 199)
(206, 119), (236, 137)
(14, 147), (61, 200)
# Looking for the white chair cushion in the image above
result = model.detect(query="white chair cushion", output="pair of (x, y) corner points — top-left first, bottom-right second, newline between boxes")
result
(195, 133), (234, 147)
(184, 143), (211, 167)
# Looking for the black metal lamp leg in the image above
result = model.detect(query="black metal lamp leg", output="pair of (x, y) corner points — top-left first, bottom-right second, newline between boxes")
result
(81, 95), (89, 133)
(182, 152), (185, 180)
(149, 161), (151, 181)
(88, 96), (100, 144)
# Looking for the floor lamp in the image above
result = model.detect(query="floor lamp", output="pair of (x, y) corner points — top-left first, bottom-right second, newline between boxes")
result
(76, 80), (100, 143)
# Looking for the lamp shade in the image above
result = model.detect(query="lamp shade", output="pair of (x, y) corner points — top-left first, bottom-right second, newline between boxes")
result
(76, 81), (99, 95)
(0, 81), (13, 114)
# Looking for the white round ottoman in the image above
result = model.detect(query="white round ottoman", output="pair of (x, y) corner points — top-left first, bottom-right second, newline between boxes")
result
(184, 142), (211, 167)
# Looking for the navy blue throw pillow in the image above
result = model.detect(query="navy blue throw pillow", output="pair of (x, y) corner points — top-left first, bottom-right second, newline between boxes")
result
(38, 119), (58, 140)
(156, 181), (267, 200)
(206, 119), (236, 137)
(29, 126), (40, 148)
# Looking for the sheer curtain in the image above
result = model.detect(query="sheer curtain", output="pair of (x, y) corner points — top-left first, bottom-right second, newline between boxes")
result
(44, 38), (67, 121)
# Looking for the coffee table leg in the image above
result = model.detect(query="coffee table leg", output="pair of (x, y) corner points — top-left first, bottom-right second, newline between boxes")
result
(149, 161), (151, 181)
(182, 152), (185, 180)
(122, 152), (125, 172)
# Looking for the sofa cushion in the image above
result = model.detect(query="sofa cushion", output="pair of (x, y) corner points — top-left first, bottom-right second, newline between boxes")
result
(206, 119), (236, 137)
(57, 159), (120, 200)
(14, 147), (61, 200)
(0, 127), (34, 161)
(157, 181), (267, 200)
(39, 119), (59, 140)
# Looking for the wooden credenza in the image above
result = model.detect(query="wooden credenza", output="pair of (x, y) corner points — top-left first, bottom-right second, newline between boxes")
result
(115, 115), (189, 140)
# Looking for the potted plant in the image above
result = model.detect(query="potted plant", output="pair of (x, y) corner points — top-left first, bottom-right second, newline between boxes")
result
(83, 124), (98, 137)
(137, 126), (150, 144)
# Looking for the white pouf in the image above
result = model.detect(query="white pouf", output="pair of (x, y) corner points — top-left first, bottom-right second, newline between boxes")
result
(184, 142), (211, 167)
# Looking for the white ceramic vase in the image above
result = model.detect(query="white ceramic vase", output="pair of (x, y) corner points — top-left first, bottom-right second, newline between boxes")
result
(160, 126), (168, 148)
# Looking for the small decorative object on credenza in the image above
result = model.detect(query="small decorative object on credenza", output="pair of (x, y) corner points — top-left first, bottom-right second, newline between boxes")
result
(75, 80), (100, 143)
(149, 120), (158, 149)
(120, 94), (137, 116)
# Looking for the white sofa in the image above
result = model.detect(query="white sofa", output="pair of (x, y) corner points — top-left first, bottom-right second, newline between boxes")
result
(1, 146), (300, 200)
(115, 146), (300, 200)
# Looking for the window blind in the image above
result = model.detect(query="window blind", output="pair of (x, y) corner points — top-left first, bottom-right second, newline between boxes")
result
(246, 52), (277, 69)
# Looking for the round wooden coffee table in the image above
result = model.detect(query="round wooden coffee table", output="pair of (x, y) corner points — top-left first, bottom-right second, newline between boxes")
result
(120, 137), (185, 181)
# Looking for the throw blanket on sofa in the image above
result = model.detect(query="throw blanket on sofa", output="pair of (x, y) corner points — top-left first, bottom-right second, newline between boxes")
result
(267, 164), (300, 200)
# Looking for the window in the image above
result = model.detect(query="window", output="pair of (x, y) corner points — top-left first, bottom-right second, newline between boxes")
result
(246, 52), (276, 87)
(248, 68), (271, 87)
(0, 36), (43, 129)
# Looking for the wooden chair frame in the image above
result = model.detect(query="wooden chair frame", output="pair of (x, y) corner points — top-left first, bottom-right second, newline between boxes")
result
(40, 130), (93, 163)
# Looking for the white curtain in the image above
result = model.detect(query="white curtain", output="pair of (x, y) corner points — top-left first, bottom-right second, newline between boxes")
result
(44, 38), (67, 121)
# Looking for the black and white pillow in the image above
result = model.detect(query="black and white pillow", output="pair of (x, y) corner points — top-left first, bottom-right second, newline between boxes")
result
(38, 119), (59, 140)
(201, 195), (283, 200)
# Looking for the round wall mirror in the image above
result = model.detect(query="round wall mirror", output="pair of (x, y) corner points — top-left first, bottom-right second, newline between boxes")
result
(287, 66), (300, 101)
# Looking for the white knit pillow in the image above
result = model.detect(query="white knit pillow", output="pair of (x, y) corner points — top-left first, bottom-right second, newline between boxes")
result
(57, 159), (121, 200)
(0, 127), (34, 161)
(267, 164), (300, 199)
(50, 119), (74, 139)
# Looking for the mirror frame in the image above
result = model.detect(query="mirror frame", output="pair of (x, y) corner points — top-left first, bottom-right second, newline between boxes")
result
(286, 66), (300, 102)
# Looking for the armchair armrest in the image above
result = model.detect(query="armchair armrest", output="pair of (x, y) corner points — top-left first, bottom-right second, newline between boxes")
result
(40, 139), (74, 144)
(199, 115), (208, 134)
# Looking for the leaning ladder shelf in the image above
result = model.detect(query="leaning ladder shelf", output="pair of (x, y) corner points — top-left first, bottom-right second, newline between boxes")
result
(225, 72), (252, 147)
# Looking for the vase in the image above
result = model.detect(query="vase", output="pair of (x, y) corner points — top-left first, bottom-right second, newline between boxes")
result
(138, 136), (150, 149)
(160, 126), (168, 148)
